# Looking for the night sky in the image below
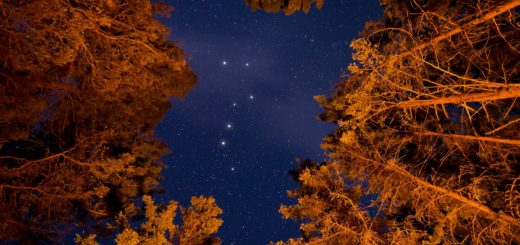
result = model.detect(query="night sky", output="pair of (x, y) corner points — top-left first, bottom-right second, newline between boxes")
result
(155, 1), (381, 244)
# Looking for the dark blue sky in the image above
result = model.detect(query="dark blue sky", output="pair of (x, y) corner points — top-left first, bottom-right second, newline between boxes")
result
(155, 1), (381, 244)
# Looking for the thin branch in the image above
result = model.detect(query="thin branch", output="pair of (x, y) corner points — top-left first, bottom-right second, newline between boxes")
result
(396, 87), (520, 108)
(415, 130), (520, 146)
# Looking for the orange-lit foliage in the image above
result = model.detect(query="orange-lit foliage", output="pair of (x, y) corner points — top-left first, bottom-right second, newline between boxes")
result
(0, 0), (197, 242)
(279, 0), (520, 244)
(75, 195), (223, 245)
(244, 0), (324, 15)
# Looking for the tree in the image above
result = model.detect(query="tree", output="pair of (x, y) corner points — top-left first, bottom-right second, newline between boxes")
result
(244, 0), (325, 15)
(275, 160), (384, 245)
(0, 0), (198, 242)
(279, 0), (520, 243)
(75, 195), (223, 245)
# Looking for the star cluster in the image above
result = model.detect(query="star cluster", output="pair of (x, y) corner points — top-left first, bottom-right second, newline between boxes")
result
(156, 1), (381, 244)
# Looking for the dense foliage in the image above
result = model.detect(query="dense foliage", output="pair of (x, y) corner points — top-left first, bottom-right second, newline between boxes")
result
(76, 195), (223, 245)
(279, 0), (520, 244)
(0, 0), (214, 242)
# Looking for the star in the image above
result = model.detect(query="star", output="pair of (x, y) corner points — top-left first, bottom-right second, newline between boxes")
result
(232, 102), (237, 107)
(226, 123), (232, 129)
(220, 140), (227, 146)
(249, 95), (254, 100)
(222, 60), (227, 66)
(245, 62), (249, 67)
(231, 167), (235, 171)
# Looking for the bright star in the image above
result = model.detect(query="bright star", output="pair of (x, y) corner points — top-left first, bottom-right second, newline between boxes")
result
(220, 140), (226, 146)
(249, 95), (254, 100)
(226, 123), (232, 129)
(232, 102), (237, 107)
(245, 62), (249, 67)
(231, 167), (235, 171)
(222, 60), (227, 65)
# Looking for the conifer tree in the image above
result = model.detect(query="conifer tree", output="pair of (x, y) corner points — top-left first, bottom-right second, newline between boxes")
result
(0, 0), (200, 242)
(279, 0), (520, 243)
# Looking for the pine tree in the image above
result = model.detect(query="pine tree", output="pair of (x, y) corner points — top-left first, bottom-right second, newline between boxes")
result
(0, 0), (199, 242)
(280, 0), (520, 243)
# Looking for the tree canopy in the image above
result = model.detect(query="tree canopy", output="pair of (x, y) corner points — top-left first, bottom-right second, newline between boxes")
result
(279, 0), (520, 243)
(76, 195), (223, 245)
(2, 0), (519, 244)
(0, 0), (199, 242)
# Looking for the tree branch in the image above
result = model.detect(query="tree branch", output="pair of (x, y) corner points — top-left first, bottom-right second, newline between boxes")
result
(396, 87), (520, 108)
(415, 130), (520, 146)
